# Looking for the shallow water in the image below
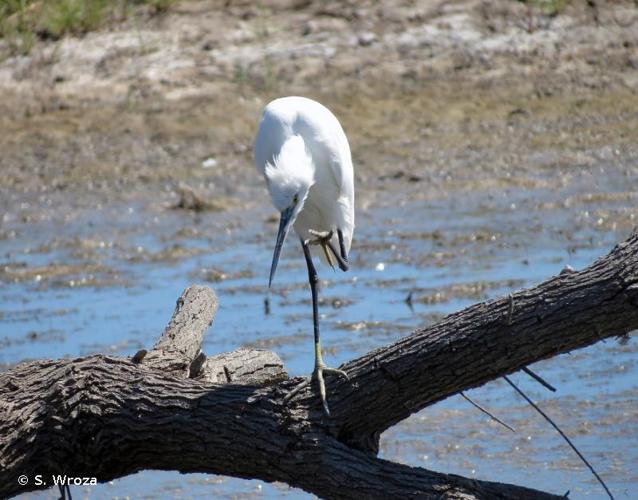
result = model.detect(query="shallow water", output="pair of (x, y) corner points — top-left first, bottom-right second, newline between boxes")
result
(2, 164), (637, 499)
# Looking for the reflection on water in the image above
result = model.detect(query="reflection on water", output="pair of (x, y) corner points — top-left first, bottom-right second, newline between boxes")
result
(2, 168), (636, 499)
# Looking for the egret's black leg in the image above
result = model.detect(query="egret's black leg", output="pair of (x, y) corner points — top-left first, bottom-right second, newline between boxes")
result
(301, 239), (348, 415)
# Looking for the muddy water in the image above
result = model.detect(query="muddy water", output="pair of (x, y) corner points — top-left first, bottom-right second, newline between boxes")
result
(2, 152), (636, 499)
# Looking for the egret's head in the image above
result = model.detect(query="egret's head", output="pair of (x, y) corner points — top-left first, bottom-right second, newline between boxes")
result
(264, 135), (315, 286)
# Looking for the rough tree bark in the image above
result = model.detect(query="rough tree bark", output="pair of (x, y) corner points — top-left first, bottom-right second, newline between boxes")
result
(1, 231), (637, 499)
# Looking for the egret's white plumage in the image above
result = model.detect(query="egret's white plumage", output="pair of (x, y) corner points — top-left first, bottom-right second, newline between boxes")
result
(254, 96), (354, 414)
(254, 96), (355, 263)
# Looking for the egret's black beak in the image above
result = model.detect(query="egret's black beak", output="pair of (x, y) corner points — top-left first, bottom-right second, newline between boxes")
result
(269, 205), (295, 287)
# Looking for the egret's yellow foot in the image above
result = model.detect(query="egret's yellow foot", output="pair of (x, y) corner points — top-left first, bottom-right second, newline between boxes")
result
(305, 229), (335, 269)
(313, 363), (349, 416)
(305, 229), (348, 272)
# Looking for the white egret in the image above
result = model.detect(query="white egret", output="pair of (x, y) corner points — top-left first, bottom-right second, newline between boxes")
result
(254, 96), (354, 415)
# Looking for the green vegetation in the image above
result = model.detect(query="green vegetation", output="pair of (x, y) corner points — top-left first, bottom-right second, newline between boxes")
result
(0, 0), (176, 56)
(518, 0), (569, 16)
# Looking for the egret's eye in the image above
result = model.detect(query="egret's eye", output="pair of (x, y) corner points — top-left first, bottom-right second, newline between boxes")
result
(292, 194), (299, 205)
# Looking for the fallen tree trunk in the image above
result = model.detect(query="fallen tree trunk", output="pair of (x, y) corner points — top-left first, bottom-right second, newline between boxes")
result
(1, 231), (637, 499)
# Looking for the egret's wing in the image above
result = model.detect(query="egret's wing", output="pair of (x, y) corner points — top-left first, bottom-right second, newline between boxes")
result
(326, 131), (354, 200)
(296, 104), (354, 199)
(297, 106), (355, 252)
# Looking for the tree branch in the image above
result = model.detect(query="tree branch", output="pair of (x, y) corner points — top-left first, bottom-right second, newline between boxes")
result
(2, 231), (637, 499)
(0, 355), (559, 499)
(142, 284), (216, 376)
(295, 232), (638, 452)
